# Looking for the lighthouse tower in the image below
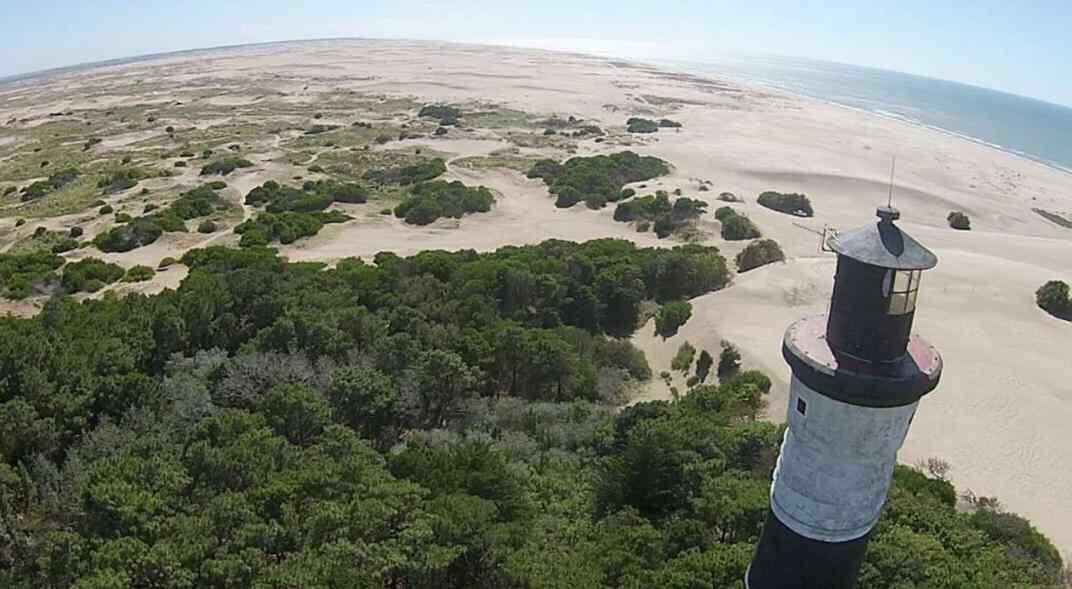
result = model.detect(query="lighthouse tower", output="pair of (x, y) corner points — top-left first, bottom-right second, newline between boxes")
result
(747, 207), (943, 589)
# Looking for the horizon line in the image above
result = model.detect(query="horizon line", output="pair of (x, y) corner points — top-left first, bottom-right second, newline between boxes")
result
(3, 36), (1071, 112)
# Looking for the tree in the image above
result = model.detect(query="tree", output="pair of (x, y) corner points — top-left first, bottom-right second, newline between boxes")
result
(327, 366), (399, 443)
(717, 340), (741, 381)
(655, 301), (692, 339)
(695, 350), (714, 383)
(257, 384), (332, 446)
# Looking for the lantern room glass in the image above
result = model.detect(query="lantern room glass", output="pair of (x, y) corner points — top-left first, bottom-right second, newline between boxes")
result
(888, 270), (921, 315)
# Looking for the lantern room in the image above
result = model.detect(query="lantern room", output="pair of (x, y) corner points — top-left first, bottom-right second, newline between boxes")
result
(826, 206), (938, 368)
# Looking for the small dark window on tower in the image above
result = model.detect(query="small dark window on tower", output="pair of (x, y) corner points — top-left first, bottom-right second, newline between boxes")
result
(796, 398), (807, 416)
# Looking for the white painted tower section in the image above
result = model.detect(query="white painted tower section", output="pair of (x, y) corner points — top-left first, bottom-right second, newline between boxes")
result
(770, 376), (918, 543)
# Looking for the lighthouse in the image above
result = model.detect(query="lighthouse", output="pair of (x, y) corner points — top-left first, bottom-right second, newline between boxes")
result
(746, 207), (943, 589)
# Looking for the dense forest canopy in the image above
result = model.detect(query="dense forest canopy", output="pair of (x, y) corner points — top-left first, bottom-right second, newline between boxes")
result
(0, 238), (1062, 587)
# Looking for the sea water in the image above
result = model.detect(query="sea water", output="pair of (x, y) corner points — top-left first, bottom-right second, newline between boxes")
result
(668, 54), (1072, 174)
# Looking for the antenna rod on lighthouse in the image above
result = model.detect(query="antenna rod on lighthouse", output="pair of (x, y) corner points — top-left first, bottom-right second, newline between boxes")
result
(887, 156), (896, 208)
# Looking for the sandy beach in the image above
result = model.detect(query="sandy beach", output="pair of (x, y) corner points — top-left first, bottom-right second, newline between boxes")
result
(1, 39), (1069, 554)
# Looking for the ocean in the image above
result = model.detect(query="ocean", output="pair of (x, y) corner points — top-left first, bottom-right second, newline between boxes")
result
(665, 54), (1072, 174)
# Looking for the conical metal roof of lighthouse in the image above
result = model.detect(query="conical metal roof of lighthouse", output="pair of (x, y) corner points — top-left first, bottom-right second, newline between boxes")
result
(828, 206), (937, 270)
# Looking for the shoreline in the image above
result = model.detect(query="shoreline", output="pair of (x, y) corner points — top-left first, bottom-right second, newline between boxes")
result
(655, 59), (1072, 178)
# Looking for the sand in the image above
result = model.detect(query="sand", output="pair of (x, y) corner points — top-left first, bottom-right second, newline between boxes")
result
(1, 39), (1070, 554)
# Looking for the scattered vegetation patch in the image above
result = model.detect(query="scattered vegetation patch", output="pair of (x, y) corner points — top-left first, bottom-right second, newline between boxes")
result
(50, 238), (80, 254)
(122, 265), (156, 282)
(757, 191), (813, 217)
(94, 185), (226, 252)
(715, 206), (761, 240)
(393, 181), (495, 225)
(947, 210), (972, 230)
(613, 191), (707, 238)
(97, 168), (143, 194)
(20, 167), (80, 201)
(658, 119), (682, 128)
(736, 238), (786, 272)
(0, 251), (63, 299)
(234, 210), (350, 247)
(718, 191), (742, 203)
(245, 180), (370, 213)
(364, 158), (446, 185)
(418, 104), (461, 125)
(1035, 280), (1071, 320)
(528, 151), (669, 209)
(60, 257), (125, 293)
(200, 157), (254, 176)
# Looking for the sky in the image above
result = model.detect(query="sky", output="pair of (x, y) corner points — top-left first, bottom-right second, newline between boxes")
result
(1, 0), (1070, 107)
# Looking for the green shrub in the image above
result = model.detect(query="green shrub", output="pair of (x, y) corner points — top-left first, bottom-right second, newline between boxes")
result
(114, 212), (133, 223)
(20, 167), (80, 201)
(653, 214), (675, 238)
(1035, 280), (1070, 318)
(198, 220), (218, 234)
(757, 191), (813, 217)
(61, 257), (125, 293)
(93, 217), (166, 253)
(736, 239), (785, 272)
(613, 192), (705, 239)
(434, 126), (448, 136)
(69, 226), (83, 238)
(50, 238), (80, 254)
(531, 152), (669, 209)
(394, 181), (495, 225)
(99, 205), (113, 215)
(206, 181), (227, 190)
(947, 210), (971, 230)
(717, 208), (761, 240)
(122, 265), (155, 282)
(200, 157), (254, 176)
(174, 160), (188, 168)
(247, 180), (368, 211)
(234, 210), (350, 247)
(158, 257), (177, 269)
(14, 218), (25, 227)
(364, 158), (446, 185)
(655, 301), (692, 338)
(170, 185), (225, 219)
(418, 104), (461, 125)
(718, 340), (742, 381)
(0, 250), (63, 298)
(671, 341), (696, 373)
(97, 169), (141, 194)
(626, 117), (659, 133)
(658, 119), (682, 128)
